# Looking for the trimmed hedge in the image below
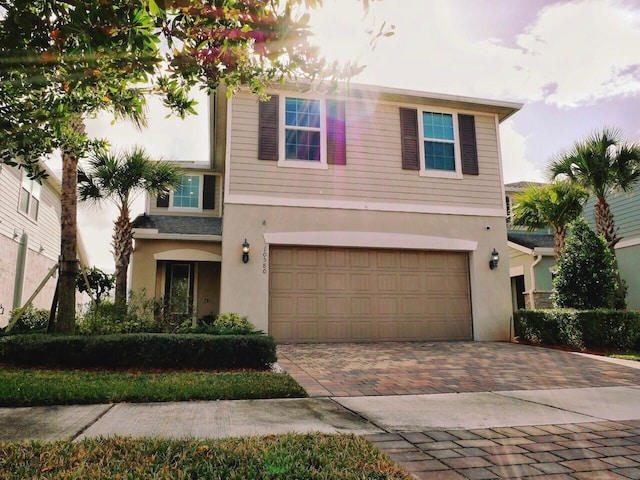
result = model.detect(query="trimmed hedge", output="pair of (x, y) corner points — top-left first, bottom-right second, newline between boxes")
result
(514, 309), (640, 350)
(0, 334), (276, 370)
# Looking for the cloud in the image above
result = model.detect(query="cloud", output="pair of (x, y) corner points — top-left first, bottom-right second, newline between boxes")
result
(499, 120), (545, 184)
(348, 0), (640, 108)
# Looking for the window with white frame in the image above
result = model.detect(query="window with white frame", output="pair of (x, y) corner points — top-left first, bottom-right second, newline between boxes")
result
(172, 174), (201, 210)
(422, 111), (456, 172)
(284, 97), (323, 162)
(18, 174), (41, 220)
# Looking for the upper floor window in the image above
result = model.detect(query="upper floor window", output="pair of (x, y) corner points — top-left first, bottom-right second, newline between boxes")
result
(258, 94), (346, 168)
(284, 98), (322, 162)
(422, 112), (456, 172)
(400, 108), (478, 179)
(19, 174), (41, 221)
(156, 174), (216, 211)
(173, 175), (200, 209)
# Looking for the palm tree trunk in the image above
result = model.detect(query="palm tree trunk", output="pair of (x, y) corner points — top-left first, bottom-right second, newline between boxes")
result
(112, 203), (133, 308)
(594, 197), (619, 248)
(55, 115), (83, 333)
(594, 197), (626, 308)
(553, 226), (565, 260)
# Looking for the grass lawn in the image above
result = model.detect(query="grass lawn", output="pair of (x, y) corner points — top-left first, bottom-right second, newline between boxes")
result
(0, 368), (306, 407)
(0, 433), (412, 479)
(608, 351), (640, 362)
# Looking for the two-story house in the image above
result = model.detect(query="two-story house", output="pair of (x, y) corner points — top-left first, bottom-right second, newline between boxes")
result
(0, 163), (86, 326)
(131, 83), (522, 342)
(505, 181), (556, 311)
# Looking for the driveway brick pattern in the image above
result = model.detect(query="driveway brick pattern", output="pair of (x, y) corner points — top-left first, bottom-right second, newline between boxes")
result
(277, 342), (640, 397)
(365, 420), (640, 479)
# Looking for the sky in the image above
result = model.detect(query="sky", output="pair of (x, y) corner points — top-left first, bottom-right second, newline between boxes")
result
(56, 0), (640, 272)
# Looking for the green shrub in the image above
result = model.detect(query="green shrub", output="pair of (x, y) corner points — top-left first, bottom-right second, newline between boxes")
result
(552, 217), (618, 309)
(515, 309), (640, 350)
(76, 300), (156, 335)
(214, 312), (255, 334)
(0, 333), (277, 369)
(4, 307), (49, 334)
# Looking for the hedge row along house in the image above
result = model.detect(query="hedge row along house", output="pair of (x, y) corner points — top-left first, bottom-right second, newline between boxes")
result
(130, 83), (522, 343)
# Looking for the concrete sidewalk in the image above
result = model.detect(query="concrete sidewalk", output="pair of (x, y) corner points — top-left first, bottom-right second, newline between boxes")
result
(1, 385), (639, 442)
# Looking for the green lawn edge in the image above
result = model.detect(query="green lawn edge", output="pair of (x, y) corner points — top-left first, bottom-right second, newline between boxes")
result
(0, 369), (307, 407)
(0, 433), (412, 479)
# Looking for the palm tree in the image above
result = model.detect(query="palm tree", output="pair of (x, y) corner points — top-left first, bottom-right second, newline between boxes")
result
(511, 181), (588, 260)
(549, 127), (640, 307)
(79, 146), (182, 308)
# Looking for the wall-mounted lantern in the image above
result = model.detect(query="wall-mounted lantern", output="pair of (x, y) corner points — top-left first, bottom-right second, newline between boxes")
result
(489, 248), (499, 270)
(242, 239), (250, 264)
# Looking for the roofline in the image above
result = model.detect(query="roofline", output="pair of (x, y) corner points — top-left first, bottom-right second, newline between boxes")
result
(132, 230), (222, 242)
(508, 240), (554, 257)
(267, 81), (523, 123)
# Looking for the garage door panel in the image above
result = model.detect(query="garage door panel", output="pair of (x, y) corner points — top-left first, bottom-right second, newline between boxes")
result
(271, 272), (294, 291)
(326, 273), (347, 290)
(326, 296), (348, 315)
(296, 272), (319, 290)
(349, 274), (370, 291)
(297, 296), (319, 315)
(325, 249), (347, 267)
(269, 246), (472, 342)
(351, 297), (371, 315)
(378, 297), (398, 315)
(296, 249), (318, 266)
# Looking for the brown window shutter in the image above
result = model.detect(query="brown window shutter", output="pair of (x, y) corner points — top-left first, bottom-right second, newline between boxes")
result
(203, 175), (215, 210)
(156, 193), (169, 208)
(258, 95), (279, 160)
(399, 108), (420, 170)
(458, 114), (479, 175)
(326, 100), (346, 165)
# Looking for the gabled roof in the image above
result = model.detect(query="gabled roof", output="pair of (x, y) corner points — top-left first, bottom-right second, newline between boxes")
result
(508, 232), (555, 250)
(132, 214), (222, 236)
(505, 181), (545, 193)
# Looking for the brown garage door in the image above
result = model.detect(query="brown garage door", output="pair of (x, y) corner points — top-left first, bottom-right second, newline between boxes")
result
(269, 246), (472, 342)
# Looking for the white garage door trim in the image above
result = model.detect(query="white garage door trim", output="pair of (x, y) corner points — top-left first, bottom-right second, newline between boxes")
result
(264, 231), (477, 252)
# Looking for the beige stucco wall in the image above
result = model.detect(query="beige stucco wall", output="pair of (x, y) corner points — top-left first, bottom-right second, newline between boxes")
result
(220, 204), (513, 341)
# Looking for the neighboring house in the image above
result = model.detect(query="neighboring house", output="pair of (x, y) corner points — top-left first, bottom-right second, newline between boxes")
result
(506, 181), (640, 311)
(0, 162), (90, 327)
(131, 83), (522, 342)
(505, 181), (555, 310)
(585, 189), (640, 310)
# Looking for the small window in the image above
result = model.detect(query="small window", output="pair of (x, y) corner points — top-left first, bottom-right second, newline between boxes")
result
(422, 112), (455, 172)
(284, 98), (322, 162)
(172, 175), (201, 210)
(18, 174), (41, 221)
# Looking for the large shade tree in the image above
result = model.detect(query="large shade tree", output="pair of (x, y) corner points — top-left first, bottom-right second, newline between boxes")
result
(0, 0), (385, 332)
(511, 181), (588, 260)
(549, 128), (640, 308)
(78, 146), (182, 308)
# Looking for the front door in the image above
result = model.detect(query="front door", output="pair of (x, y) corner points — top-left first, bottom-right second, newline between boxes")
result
(165, 262), (195, 315)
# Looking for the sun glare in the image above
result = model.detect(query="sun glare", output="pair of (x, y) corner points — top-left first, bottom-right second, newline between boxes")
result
(306, 1), (376, 69)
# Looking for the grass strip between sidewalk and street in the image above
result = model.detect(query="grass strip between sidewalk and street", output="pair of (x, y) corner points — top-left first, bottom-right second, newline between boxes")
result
(0, 433), (412, 479)
(0, 369), (306, 406)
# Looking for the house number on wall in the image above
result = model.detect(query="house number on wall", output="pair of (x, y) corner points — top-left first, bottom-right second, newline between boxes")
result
(263, 246), (267, 274)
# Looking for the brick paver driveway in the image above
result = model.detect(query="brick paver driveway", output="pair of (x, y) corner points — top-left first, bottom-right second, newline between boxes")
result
(277, 342), (640, 479)
(277, 341), (640, 397)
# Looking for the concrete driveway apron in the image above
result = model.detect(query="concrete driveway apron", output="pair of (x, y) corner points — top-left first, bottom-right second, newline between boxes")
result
(277, 342), (640, 479)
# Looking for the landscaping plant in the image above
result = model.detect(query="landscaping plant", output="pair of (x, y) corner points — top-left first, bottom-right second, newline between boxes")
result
(551, 217), (618, 309)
